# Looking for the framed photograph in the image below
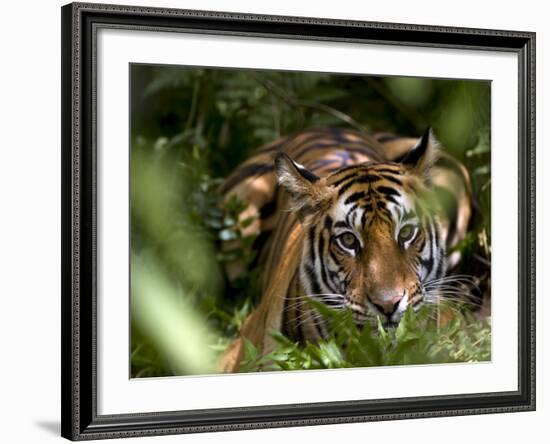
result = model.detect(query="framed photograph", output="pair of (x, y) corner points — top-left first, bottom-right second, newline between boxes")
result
(61, 2), (535, 440)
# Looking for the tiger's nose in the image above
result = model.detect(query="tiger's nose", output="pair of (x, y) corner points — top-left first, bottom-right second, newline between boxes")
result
(371, 294), (403, 316)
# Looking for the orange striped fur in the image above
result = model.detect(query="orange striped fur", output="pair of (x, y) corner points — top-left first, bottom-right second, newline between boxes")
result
(219, 128), (473, 372)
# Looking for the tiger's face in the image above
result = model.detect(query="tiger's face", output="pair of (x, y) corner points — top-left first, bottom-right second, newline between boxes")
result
(275, 130), (445, 328)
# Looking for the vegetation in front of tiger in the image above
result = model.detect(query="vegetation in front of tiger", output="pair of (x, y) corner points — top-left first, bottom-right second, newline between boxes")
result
(238, 302), (491, 373)
(130, 64), (491, 377)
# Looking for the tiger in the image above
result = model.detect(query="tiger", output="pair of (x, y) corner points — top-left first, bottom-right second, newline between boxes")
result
(218, 127), (474, 373)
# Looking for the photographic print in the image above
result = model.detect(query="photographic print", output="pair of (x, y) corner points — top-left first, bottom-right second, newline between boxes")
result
(130, 65), (492, 377)
(62, 4), (535, 439)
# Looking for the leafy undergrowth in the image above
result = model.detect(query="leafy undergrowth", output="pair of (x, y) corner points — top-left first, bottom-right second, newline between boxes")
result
(238, 300), (491, 373)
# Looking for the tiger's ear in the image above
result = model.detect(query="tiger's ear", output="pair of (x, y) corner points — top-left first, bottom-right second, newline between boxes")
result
(400, 128), (439, 179)
(275, 153), (332, 220)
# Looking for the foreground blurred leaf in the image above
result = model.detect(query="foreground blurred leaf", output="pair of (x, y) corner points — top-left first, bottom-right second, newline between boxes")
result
(131, 255), (217, 375)
(131, 146), (223, 298)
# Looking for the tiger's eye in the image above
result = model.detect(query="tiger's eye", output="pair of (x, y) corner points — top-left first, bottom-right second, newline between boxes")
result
(398, 225), (416, 243)
(339, 232), (359, 250)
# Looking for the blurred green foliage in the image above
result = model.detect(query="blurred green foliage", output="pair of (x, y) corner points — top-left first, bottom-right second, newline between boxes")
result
(130, 64), (491, 377)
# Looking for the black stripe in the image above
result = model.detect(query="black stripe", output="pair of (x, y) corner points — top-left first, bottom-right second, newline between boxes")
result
(344, 146), (381, 158)
(330, 127), (346, 141)
(308, 158), (340, 171)
(345, 192), (366, 205)
(332, 171), (362, 188)
(332, 162), (367, 175)
(362, 174), (384, 182)
(340, 172), (403, 196)
(376, 186), (400, 197)
(295, 163), (320, 183)
(309, 228), (316, 265)
(323, 298), (343, 308)
(337, 180), (356, 197)
(384, 195), (399, 205)
(295, 142), (380, 161)
(370, 168), (403, 175)
(376, 134), (400, 143)
(220, 163), (274, 193)
(318, 232), (333, 292)
(379, 174), (403, 186)
(250, 230), (272, 268)
(361, 211), (368, 228)
(433, 247), (445, 279)
(428, 219), (437, 277)
(304, 264), (322, 295)
(336, 173), (380, 190)
(419, 257), (433, 273)
(336, 174), (379, 196)
(324, 215), (333, 231)
(259, 198), (277, 219)
(432, 249), (440, 278)
(334, 221), (349, 229)
(254, 138), (287, 154)
(420, 219), (434, 275)
(286, 131), (337, 153)
(430, 220), (439, 276)
(293, 140), (342, 159)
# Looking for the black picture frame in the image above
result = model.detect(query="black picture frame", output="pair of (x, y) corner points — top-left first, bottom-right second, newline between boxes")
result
(61, 2), (536, 440)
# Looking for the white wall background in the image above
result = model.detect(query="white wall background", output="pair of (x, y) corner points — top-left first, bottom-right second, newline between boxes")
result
(0, 0), (545, 442)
